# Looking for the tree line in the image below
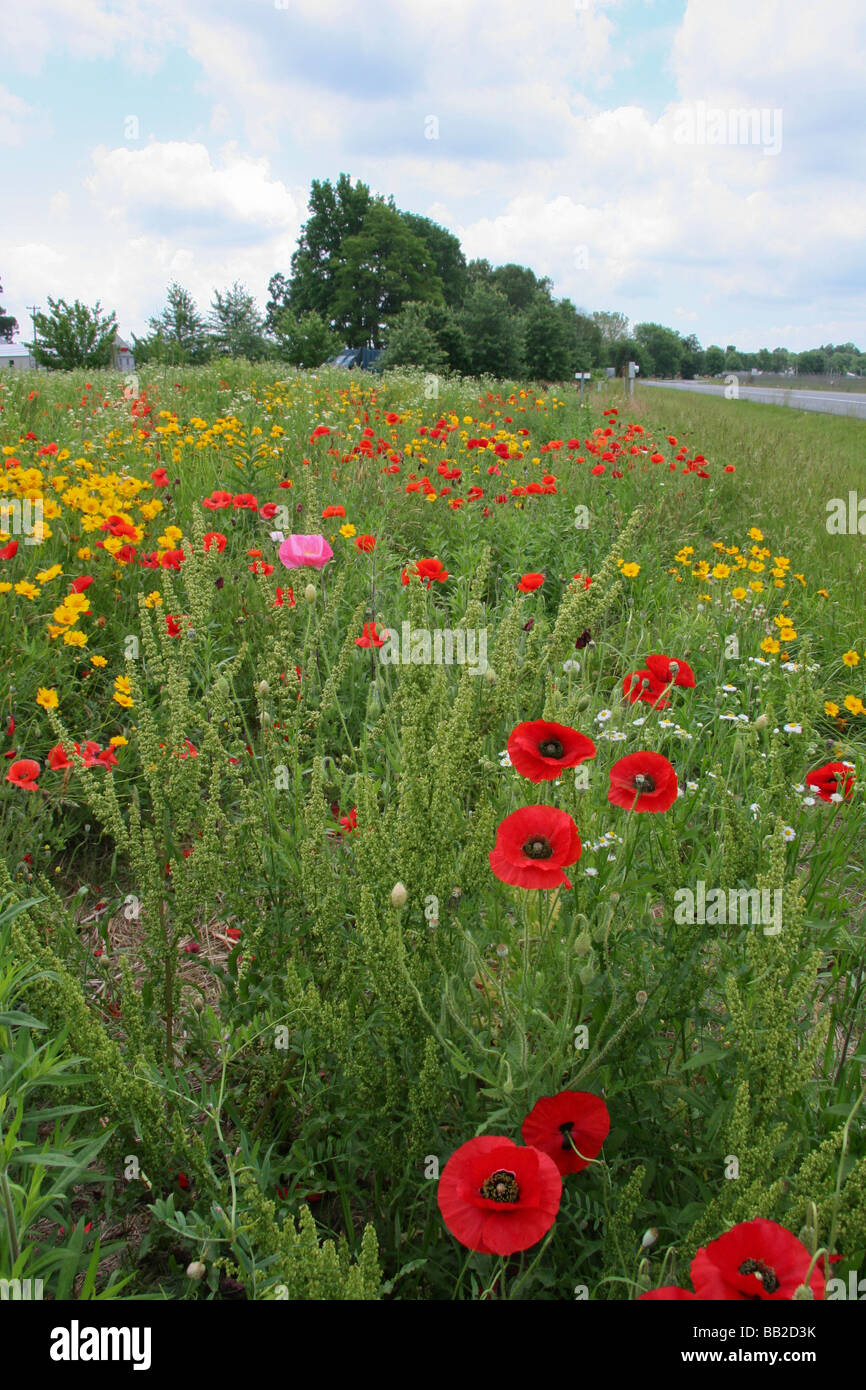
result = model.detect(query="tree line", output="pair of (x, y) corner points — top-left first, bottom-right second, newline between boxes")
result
(3, 174), (862, 378)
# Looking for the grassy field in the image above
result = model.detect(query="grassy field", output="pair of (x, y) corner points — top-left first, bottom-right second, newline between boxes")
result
(0, 362), (864, 1301)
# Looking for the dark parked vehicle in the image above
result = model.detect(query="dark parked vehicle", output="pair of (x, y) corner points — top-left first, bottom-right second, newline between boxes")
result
(327, 347), (383, 371)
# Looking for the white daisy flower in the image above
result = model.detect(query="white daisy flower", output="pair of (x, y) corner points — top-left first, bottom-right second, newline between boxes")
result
(783, 723), (802, 734)
(659, 719), (675, 728)
(584, 867), (599, 877)
(596, 709), (612, 723)
(498, 750), (512, 768)
(830, 792), (844, 803)
(631, 716), (646, 727)
(609, 729), (627, 742)
(721, 684), (738, 692)
(687, 780), (699, 791)
(782, 826), (796, 842)
(802, 797), (816, 806)
(792, 783), (805, 792)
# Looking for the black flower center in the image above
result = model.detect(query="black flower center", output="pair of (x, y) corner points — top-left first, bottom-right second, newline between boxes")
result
(738, 1258), (780, 1294)
(481, 1169), (520, 1203)
(558, 1121), (575, 1152)
(523, 836), (553, 859)
(633, 773), (655, 792)
(539, 738), (564, 759)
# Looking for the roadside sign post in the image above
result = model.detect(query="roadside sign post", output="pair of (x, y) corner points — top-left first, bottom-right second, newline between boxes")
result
(627, 360), (640, 397)
(574, 371), (591, 403)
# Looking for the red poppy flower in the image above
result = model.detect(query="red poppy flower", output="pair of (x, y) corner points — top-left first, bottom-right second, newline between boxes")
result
(97, 746), (119, 770)
(321, 504), (346, 519)
(622, 669), (670, 709)
(160, 549), (185, 570)
(6, 758), (40, 790)
(47, 743), (72, 770)
(609, 751), (678, 813)
(115, 544), (137, 564)
(5, 717), (14, 738)
(203, 531), (227, 554)
(507, 720), (596, 783)
(274, 586), (295, 607)
(339, 807), (358, 833)
(437, 1135), (562, 1255)
(517, 573), (544, 592)
(644, 653), (696, 689)
(805, 761), (855, 802)
(100, 515), (137, 539)
(232, 493), (258, 511)
(310, 425), (331, 441)
(521, 1090), (610, 1176)
(355, 622), (388, 649)
(690, 1219), (825, 1301)
(150, 468), (170, 486)
(353, 534), (377, 552)
(489, 805), (581, 890)
(202, 490), (233, 511)
(166, 615), (182, 637)
(69, 576), (94, 594)
(260, 502), (279, 520)
(401, 558), (449, 587)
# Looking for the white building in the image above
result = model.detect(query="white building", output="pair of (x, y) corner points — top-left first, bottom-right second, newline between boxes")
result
(0, 343), (37, 370)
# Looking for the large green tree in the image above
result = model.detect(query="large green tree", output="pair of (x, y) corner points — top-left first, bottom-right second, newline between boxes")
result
(592, 310), (630, 346)
(680, 333), (705, 379)
(634, 322), (684, 378)
(381, 302), (448, 373)
(458, 282), (523, 378)
(30, 297), (117, 369)
(400, 213), (467, 308)
(273, 309), (340, 368)
(521, 292), (573, 380)
(288, 174), (373, 325)
(331, 202), (443, 347)
(208, 283), (272, 360)
(134, 282), (210, 365)
(491, 263), (552, 312)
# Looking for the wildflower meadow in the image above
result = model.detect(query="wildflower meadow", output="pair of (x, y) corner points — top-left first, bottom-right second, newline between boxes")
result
(1, 361), (864, 1316)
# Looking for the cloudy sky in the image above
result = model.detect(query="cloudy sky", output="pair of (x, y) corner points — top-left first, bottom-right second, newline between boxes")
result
(2, 0), (863, 351)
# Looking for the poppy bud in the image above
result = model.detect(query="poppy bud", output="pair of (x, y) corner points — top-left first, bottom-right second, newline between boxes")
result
(577, 693), (591, 710)
(484, 666), (496, 684)
(186, 1261), (206, 1281)
(641, 1228), (659, 1249)
(636, 990), (648, 1006)
(754, 713), (769, 730)
(215, 676), (229, 693)
(304, 583), (316, 603)
(390, 881), (408, 908)
(258, 680), (269, 695)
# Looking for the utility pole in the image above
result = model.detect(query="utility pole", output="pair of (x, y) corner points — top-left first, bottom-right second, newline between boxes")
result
(26, 305), (39, 347)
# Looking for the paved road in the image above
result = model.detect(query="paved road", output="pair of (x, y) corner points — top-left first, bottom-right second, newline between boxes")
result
(641, 379), (866, 420)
